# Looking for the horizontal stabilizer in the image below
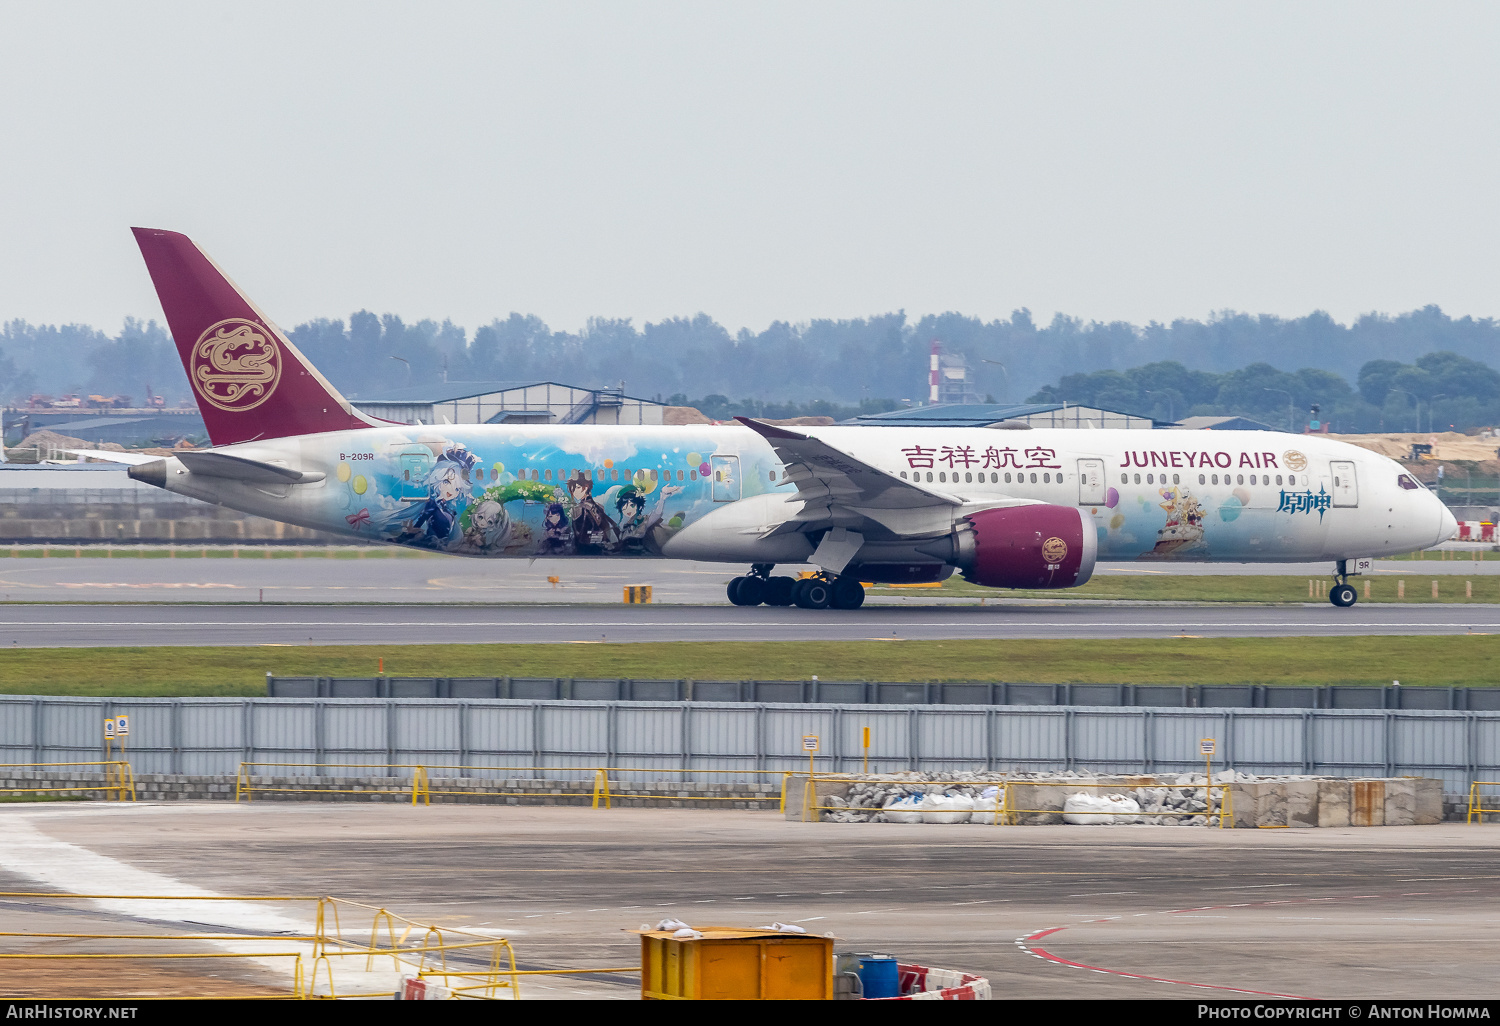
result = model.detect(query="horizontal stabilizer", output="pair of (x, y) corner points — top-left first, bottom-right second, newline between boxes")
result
(63, 449), (166, 467)
(176, 450), (326, 484)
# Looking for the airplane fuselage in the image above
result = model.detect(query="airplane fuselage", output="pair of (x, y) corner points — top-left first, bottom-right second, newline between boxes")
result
(134, 423), (1453, 573)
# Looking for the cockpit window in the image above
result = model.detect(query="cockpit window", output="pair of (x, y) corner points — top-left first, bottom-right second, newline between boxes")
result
(1397, 474), (1420, 491)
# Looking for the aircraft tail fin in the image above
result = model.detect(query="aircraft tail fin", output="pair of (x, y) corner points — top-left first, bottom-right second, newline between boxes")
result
(131, 227), (383, 447)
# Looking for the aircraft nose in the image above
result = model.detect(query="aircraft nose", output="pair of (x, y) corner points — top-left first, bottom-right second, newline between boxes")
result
(1437, 503), (1458, 546)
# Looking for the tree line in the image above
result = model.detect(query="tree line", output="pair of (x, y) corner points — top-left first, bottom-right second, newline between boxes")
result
(2, 305), (1498, 430)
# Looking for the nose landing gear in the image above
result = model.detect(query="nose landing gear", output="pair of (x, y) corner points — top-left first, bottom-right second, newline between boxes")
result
(1329, 559), (1358, 607)
(726, 566), (865, 609)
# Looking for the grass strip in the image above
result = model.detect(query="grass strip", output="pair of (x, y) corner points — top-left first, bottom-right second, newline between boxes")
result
(0, 636), (1494, 696)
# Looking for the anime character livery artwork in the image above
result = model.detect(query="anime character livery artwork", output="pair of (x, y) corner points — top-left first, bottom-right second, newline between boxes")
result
(108, 227), (1458, 612)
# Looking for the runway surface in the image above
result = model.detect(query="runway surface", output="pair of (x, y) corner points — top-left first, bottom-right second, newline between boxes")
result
(1, 802), (1496, 1000)
(1, 601), (1494, 646)
(0, 552), (1493, 606)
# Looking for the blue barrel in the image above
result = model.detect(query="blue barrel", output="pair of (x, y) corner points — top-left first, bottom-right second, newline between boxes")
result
(859, 956), (899, 999)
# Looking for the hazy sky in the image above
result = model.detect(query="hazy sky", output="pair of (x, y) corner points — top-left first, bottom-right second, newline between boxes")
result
(2, 2), (1498, 336)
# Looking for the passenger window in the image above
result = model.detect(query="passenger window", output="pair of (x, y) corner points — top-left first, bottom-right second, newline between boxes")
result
(1237, 474), (1244, 485)
(769, 470), (776, 481)
(1043, 472), (1051, 483)
(939, 471), (947, 482)
(1276, 475), (1283, 485)
(965, 472), (972, 483)
(1146, 473), (1153, 484)
(1211, 474), (1218, 484)
(1030, 473), (1038, 484)
(1134, 474), (1141, 484)
(690, 471), (697, 481)
(1004, 473), (1012, 483)
(1198, 474), (1205, 485)
(1120, 473), (1128, 484)
(900, 471), (907, 479)
(1288, 474), (1295, 485)
(991, 472), (998, 483)
(1173, 474), (1180, 484)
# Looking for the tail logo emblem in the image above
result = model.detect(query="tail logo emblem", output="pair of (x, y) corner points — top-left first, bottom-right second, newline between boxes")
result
(191, 318), (282, 412)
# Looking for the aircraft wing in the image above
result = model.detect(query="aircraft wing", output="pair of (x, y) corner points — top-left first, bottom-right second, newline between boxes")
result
(734, 417), (963, 538)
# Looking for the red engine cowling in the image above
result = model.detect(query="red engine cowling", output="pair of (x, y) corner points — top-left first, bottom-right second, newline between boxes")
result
(959, 504), (1098, 589)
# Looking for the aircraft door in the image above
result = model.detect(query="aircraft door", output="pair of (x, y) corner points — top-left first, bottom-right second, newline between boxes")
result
(1330, 460), (1358, 507)
(1077, 458), (1106, 505)
(711, 455), (740, 502)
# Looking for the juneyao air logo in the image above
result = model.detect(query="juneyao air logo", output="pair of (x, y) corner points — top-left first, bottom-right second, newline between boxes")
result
(191, 318), (281, 412)
(1041, 536), (1069, 564)
(1282, 449), (1308, 472)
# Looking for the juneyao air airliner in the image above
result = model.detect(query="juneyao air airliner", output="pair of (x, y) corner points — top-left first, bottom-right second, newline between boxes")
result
(76, 228), (1456, 611)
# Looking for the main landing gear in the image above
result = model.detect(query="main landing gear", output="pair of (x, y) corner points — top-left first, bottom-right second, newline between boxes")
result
(727, 565), (865, 610)
(1329, 559), (1358, 608)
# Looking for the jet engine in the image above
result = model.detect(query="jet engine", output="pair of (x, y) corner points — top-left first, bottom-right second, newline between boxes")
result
(925, 504), (1098, 590)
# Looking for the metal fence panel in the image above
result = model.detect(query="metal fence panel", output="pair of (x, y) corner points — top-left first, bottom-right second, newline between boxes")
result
(540, 705), (608, 756)
(464, 705), (533, 762)
(394, 704), (461, 760)
(0, 699), (34, 762)
(1311, 713), (1385, 775)
(615, 706), (684, 762)
(2, 696), (1499, 791)
(322, 704), (386, 758)
(916, 709), (988, 768)
(1231, 712), (1305, 774)
(838, 710), (911, 767)
(1074, 711), (1143, 768)
(1393, 716), (1467, 774)
(993, 709), (1065, 769)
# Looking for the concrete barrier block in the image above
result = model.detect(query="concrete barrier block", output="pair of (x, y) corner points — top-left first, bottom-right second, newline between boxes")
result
(1351, 780), (1386, 826)
(1225, 782), (1263, 827)
(1413, 778), (1444, 825)
(781, 775), (851, 820)
(1383, 778), (1417, 827)
(1318, 780), (1351, 827)
(1286, 780), (1319, 827)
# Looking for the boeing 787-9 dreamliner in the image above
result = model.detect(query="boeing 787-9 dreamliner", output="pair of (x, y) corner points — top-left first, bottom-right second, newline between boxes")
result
(78, 228), (1456, 611)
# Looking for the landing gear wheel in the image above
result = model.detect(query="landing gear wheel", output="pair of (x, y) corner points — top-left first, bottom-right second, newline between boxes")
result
(763, 576), (796, 606)
(1330, 583), (1357, 608)
(793, 577), (832, 609)
(727, 576), (753, 606)
(830, 576), (865, 610)
(735, 575), (765, 606)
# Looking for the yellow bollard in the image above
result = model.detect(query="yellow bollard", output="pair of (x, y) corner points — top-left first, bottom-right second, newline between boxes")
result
(1308, 580), (1314, 597)
(1364, 580), (1370, 599)
(1432, 581), (1439, 599)
(1467, 581), (1473, 599)
(1398, 580), (1405, 599)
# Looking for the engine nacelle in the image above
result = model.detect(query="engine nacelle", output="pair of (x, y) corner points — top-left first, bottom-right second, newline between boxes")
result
(956, 504), (1098, 589)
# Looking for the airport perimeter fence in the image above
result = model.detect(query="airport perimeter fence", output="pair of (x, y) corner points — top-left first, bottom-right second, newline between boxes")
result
(266, 675), (1500, 711)
(1, 695), (1498, 794)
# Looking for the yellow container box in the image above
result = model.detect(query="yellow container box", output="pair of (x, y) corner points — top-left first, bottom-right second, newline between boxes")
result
(640, 927), (833, 1000)
(623, 584), (653, 603)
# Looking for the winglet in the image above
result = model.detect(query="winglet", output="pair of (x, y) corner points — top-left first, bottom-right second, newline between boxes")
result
(732, 416), (809, 441)
(131, 227), (384, 447)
